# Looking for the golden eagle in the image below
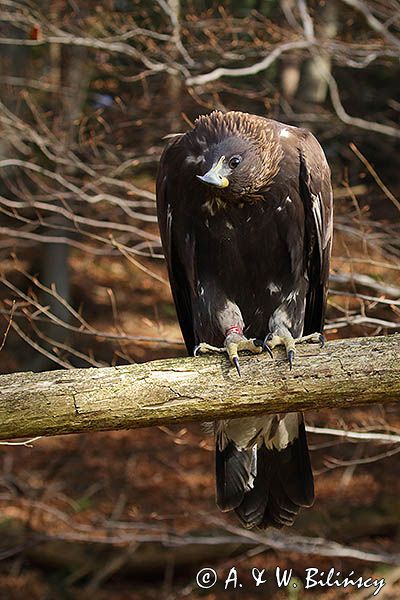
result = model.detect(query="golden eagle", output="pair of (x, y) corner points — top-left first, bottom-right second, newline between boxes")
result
(156, 110), (333, 529)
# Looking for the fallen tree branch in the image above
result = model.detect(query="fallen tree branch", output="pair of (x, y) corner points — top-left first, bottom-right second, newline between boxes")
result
(1, 516), (398, 574)
(0, 335), (399, 441)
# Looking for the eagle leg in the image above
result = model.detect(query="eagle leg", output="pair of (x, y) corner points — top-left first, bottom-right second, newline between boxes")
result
(194, 335), (264, 377)
(264, 332), (325, 369)
(225, 337), (264, 377)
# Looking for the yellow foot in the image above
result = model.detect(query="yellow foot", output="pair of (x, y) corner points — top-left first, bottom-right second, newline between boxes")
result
(194, 337), (263, 376)
(264, 332), (325, 369)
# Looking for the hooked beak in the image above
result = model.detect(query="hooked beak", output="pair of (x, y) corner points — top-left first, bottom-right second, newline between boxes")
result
(197, 155), (229, 188)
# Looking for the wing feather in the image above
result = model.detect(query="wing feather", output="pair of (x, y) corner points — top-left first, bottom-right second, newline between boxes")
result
(156, 137), (196, 354)
(299, 132), (333, 335)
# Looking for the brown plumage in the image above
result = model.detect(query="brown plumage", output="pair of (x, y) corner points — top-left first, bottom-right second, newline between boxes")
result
(192, 112), (284, 194)
(156, 110), (333, 529)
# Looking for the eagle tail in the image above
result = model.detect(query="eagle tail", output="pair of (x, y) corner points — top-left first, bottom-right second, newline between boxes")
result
(215, 416), (314, 529)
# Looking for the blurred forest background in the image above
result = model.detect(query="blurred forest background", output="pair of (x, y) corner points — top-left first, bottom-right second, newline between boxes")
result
(0, 0), (400, 598)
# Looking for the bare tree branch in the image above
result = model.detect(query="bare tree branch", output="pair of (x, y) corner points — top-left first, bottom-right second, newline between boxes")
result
(341, 0), (400, 48)
(306, 425), (400, 444)
(186, 40), (312, 86)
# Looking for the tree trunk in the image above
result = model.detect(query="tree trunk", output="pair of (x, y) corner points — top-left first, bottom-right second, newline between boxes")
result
(36, 23), (91, 369)
(297, 0), (338, 103)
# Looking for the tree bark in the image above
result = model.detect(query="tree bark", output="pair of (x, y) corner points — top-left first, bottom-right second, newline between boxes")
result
(0, 335), (399, 441)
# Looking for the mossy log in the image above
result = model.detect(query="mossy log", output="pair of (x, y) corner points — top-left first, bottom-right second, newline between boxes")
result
(0, 335), (399, 441)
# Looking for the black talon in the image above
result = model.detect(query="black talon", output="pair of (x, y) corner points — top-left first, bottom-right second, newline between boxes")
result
(232, 356), (241, 377)
(288, 349), (295, 370)
(319, 333), (326, 348)
(262, 334), (274, 358)
(193, 344), (201, 357)
(264, 345), (273, 358)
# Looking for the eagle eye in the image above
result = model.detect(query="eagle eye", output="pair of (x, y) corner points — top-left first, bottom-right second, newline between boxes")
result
(228, 155), (242, 169)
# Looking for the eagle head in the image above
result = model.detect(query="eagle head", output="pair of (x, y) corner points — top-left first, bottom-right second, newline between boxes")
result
(187, 110), (284, 200)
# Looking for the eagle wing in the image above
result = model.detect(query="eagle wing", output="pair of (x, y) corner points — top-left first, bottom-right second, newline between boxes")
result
(156, 136), (196, 354)
(299, 132), (333, 335)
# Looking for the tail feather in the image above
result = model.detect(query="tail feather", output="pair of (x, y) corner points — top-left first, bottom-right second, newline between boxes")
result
(277, 420), (314, 507)
(215, 416), (314, 529)
(216, 441), (253, 511)
(232, 445), (272, 527)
